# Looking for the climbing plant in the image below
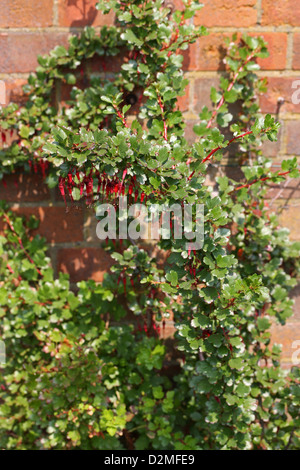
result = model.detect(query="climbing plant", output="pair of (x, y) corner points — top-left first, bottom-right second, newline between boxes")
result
(0, 0), (299, 450)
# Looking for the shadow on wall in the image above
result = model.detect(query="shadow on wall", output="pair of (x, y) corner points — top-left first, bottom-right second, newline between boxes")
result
(57, 247), (114, 283)
(67, 0), (108, 27)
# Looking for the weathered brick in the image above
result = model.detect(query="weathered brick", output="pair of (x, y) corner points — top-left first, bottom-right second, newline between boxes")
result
(259, 77), (300, 114)
(195, 0), (257, 27)
(271, 321), (300, 368)
(262, 0), (300, 26)
(184, 120), (198, 144)
(266, 178), (300, 200)
(0, 0), (53, 28)
(0, 173), (50, 202)
(265, 161), (300, 199)
(3, 78), (28, 106)
(185, 34), (228, 72)
(57, 247), (113, 282)
(261, 143), (280, 163)
(290, 284), (300, 321)
(0, 32), (69, 73)
(58, 0), (115, 27)
(183, 32), (287, 72)
(276, 202), (300, 241)
(193, 77), (220, 112)
(256, 33), (287, 70)
(10, 206), (84, 243)
(286, 121), (300, 155)
(223, 166), (244, 182)
(177, 83), (190, 112)
(293, 33), (300, 70)
(182, 40), (200, 71)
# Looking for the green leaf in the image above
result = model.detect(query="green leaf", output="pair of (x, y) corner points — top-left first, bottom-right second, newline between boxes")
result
(166, 270), (178, 287)
(121, 30), (143, 47)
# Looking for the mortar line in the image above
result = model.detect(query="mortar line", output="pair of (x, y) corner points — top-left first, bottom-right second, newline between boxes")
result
(286, 32), (294, 70)
(257, 0), (262, 25)
(53, 0), (59, 27)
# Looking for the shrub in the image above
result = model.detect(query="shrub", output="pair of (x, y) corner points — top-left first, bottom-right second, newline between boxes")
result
(0, 0), (299, 450)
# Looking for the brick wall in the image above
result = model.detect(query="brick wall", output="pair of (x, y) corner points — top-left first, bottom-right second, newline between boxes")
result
(0, 0), (299, 367)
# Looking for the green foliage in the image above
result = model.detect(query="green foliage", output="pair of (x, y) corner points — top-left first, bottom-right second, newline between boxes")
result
(0, 207), (189, 449)
(0, 0), (299, 450)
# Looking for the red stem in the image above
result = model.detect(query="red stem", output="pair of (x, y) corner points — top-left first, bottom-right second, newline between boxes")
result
(160, 11), (185, 52)
(202, 130), (254, 163)
(188, 130), (255, 180)
(157, 94), (168, 141)
(233, 170), (291, 192)
(3, 214), (42, 276)
(113, 105), (128, 128)
(206, 49), (258, 130)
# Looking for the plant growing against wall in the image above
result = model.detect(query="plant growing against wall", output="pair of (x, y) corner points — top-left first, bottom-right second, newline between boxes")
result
(0, 0), (299, 450)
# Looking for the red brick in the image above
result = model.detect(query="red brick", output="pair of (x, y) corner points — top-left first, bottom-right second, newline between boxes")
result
(276, 202), (300, 241)
(0, 32), (69, 73)
(87, 48), (127, 73)
(271, 322), (300, 368)
(183, 32), (287, 72)
(261, 122), (282, 158)
(184, 120), (198, 144)
(11, 206), (84, 244)
(60, 76), (87, 106)
(262, 0), (300, 26)
(3, 78), (28, 106)
(255, 33), (287, 70)
(183, 33), (228, 72)
(261, 139), (282, 159)
(166, 0), (185, 11)
(182, 39), (199, 71)
(264, 162), (300, 200)
(290, 284), (300, 321)
(286, 121), (300, 155)
(260, 77), (300, 115)
(266, 177), (300, 201)
(177, 83), (189, 112)
(223, 166), (244, 182)
(195, 0), (257, 27)
(57, 248), (113, 282)
(58, 0), (115, 27)
(0, 173), (50, 202)
(293, 34), (300, 70)
(193, 77), (220, 112)
(0, 0), (53, 28)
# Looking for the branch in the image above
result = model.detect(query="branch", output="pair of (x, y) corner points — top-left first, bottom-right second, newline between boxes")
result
(3, 213), (42, 276)
(232, 170), (291, 192)
(160, 11), (185, 52)
(113, 104), (128, 128)
(188, 129), (255, 180)
(157, 94), (168, 141)
(206, 49), (259, 130)
(202, 130), (254, 164)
